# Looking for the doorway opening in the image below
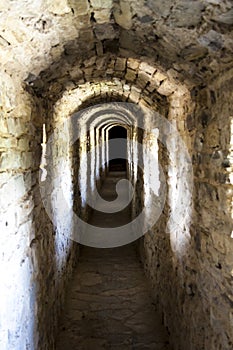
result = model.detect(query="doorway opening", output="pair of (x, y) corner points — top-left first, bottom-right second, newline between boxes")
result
(108, 126), (127, 172)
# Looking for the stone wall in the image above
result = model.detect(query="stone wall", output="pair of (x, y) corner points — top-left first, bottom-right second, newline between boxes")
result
(141, 70), (233, 350)
(0, 75), (38, 350)
(191, 71), (233, 349)
(0, 74), (79, 350)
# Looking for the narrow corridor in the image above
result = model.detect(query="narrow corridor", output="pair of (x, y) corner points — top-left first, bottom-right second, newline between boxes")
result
(55, 172), (171, 350)
(1, 3), (233, 349)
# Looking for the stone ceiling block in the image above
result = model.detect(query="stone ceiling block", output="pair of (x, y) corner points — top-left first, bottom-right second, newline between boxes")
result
(68, 0), (89, 15)
(213, 8), (233, 25)
(113, 0), (133, 30)
(47, 0), (71, 15)
(169, 0), (206, 27)
(146, 0), (173, 18)
(139, 62), (156, 76)
(198, 30), (224, 52)
(181, 45), (209, 61)
(94, 24), (118, 40)
(115, 57), (126, 71)
(127, 58), (140, 70)
(90, 0), (113, 9)
(153, 71), (167, 84)
(94, 9), (111, 24)
(157, 79), (177, 96)
(125, 68), (137, 82)
(0, 0), (231, 89)
(137, 70), (151, 88)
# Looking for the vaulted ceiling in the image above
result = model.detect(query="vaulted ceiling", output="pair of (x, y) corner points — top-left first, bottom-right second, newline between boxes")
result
(1, 0), (232, 90)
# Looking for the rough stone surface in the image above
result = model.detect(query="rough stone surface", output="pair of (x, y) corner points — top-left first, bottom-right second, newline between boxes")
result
(0, 1), (233, 350)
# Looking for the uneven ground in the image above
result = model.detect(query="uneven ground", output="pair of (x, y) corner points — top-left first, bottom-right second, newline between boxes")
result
(56, 172), (171, 350)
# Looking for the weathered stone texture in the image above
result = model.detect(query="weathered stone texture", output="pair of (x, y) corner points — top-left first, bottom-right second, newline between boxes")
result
(0, 1), (233, 350)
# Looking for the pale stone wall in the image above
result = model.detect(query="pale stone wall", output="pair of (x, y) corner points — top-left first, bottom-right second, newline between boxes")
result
(190, 72), (233, 349)
(0, 75), (79, 349)
(141, 73), (233, 350)
(0, 76), (38, 350)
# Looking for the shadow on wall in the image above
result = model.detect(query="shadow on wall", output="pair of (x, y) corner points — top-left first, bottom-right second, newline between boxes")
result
(138, 138), (209, 350)
(29, 99), (79, 349)
(139, 80), (233, 350)
(29, 104), (62, 349)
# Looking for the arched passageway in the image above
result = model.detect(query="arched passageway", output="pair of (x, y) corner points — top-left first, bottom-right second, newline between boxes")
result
(55, 118), (169, 347)
(0, 1), (233, 350)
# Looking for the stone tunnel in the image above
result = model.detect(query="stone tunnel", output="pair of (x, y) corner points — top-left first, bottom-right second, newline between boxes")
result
(0, 0), (233, 349)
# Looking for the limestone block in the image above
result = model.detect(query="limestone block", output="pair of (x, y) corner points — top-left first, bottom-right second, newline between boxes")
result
(50, 45), (63, 61)
(0, 16), (34, 45)
(23, 151), (35, 169)
(123, 84), (130, 92)
(0, 137), (17, 149)
(127, 58), (140, 70)
(90, 0), (112, 9)
(0, 174), (27, 209)
(198, 30), (223, 52)
(0, 117), (9, 135)
(143, 95), (153, 106)
(147, 78), (160, 92)
(69, 67), (84, 80)
(96, 57), (107, 69)
(120, 30), (141, 52)
(146, 0), (173, 18)
(205, 124), (220, 148)
(94, 24), (117, 40)
(7, 118), (27, 137)
(94, 9), (111, 23)
(153, 71), (167, 84)
(113, 0), (132, 30)
(213, 9), (233, 25)
(181, 45), (209, 61)
(172, 85), (189, 98)
(18, 137), (30, 151)
(0, 151), (22, 170)
(125, 68), (137, 82)
(47, 0), (71, 15)
(108, 58), (116, 69)
(0, 73), (17, 111)
(69, 0), (89, 15)
(49, 82), (63, 95)
(0, 0), (10, 11)
(137, 70), (151, 88)
(73, 14), (90, 30)
(157, 79), (177, 96)
(204, 0), (221, 3)
(84, 56), (96, 67)
(139, 62), (156, 76)
(96, 42), (104, 56)
(115, 57), (126, 71)
(106, 68), (114, 75)
(122, 90), (130, 100)
(170, 1), (205, 27)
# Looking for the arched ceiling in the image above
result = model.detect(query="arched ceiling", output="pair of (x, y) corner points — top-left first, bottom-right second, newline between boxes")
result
(51, 74), (191, 135)
(0, 0), (232, 93)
